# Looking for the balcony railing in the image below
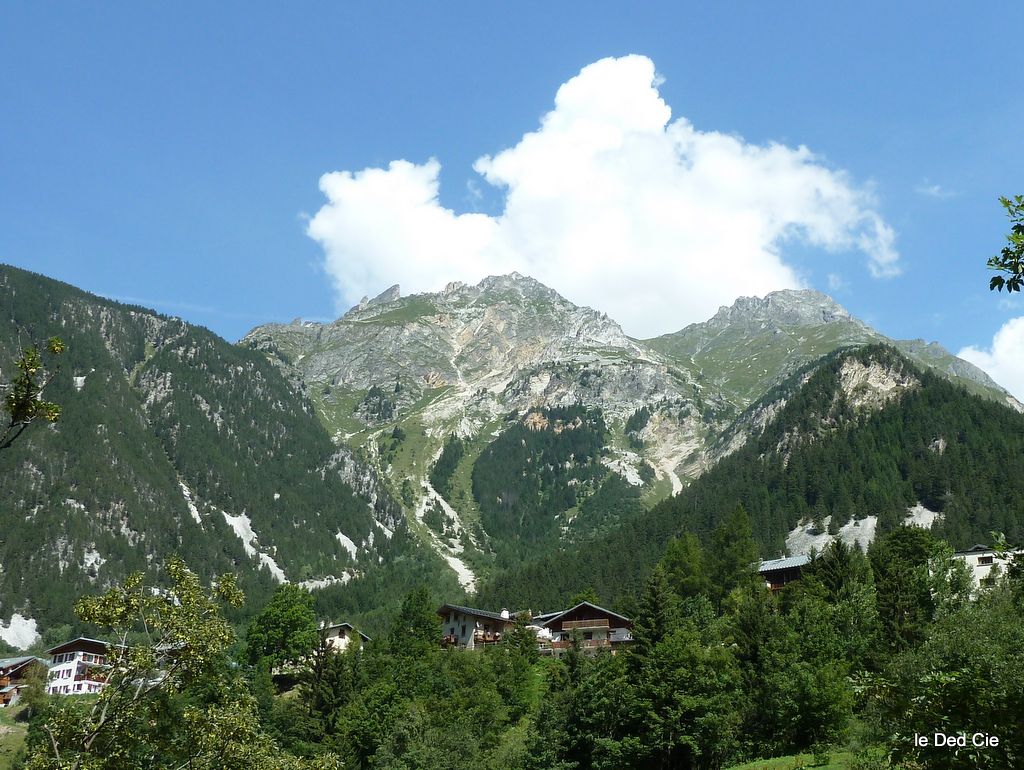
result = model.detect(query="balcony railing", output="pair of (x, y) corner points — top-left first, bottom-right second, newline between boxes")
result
(561, 619), (610, 631)
(547, 639), (611, 649)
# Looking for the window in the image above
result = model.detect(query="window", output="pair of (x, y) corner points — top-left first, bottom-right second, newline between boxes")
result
(461, 625), (466, 636)
(583, 632), (593, 641)
(979, 555), (994, 565)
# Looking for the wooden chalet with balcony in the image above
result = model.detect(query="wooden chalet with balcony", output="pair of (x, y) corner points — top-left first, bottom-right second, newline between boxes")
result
(531, 601), (633, 656)
(0, 656), (47, 707)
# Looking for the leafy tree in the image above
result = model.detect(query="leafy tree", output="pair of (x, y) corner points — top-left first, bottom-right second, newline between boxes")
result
(631, 565), (682, 657)
(23, 557), (340, 769)
(246, 583), (319, 669)
(987, 195), (1024, 292)
(869, 527), (938, 652)
(872, 587), (1024, 769)
(1, 337), (64, 450)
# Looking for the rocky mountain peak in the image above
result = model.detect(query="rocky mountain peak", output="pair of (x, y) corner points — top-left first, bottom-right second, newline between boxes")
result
(710, 289), (855, 329)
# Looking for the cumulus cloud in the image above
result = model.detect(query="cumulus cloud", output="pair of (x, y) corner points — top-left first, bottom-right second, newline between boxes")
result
(959, 317), (1024, 401)
(307, 54), (900, 337)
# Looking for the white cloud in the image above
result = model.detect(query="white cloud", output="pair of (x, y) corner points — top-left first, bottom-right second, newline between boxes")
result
(959, 317), (1024, 401)
(915, 181), (957, 199)
(307, 55), (900, 337)
(827, 273), (847, 291)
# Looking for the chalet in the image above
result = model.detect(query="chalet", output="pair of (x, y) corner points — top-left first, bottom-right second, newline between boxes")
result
(438, 604), (515, 648)
(45, 637), (109, 696)
(532, 601), (633, 655)
(953, 544), (1022, 587)
(0, 656), (47, 707)
(758, 554), (810, 592)
(322, 622), (371, 652)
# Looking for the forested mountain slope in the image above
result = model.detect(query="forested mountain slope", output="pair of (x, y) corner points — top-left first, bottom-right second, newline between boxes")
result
(0, 265), (456, 646)
(475, 345), (1024, 612)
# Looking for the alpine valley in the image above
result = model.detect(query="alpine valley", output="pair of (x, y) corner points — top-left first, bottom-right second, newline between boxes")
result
(4, 264), (1024, 648)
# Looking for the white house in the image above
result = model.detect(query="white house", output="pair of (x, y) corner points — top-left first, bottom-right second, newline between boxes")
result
(321, 622), (370, 652)
(438, 604), (514, 649)
(45, 637), (109, 696)
(953, 544), (1022, 588)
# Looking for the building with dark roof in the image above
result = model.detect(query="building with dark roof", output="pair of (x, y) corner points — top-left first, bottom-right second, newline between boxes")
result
(321, 622), (371, 652)
(530, 601), (633, 655)
(438, 604), (515, 648)
(0, 655), (47, 707)
(45, 637), (110, 696)
(758, 554), (811, 592)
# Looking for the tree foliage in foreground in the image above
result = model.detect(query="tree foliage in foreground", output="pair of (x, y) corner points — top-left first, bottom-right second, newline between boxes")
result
(23, 558), (340, 770)
(1, 337), (64, 450)
(987, 195), (1024, 293)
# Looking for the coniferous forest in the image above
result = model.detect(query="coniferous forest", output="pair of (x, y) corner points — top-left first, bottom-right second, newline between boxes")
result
(13, 530), (1024, 769)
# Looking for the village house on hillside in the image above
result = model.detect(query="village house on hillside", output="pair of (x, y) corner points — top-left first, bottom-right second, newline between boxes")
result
(953, 544), (1023, 587)
(531, 601), (633, 655)
(439, 604), (514, 648)
(758, 554), (811, 593)
(438, 600), (633, 654)
(321, 621), (371, 653)
(0, 655), (47, 707)
(45, 637), (109, 696)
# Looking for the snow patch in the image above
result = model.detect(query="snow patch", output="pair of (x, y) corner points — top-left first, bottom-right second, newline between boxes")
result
(72, 375), (86, 391)
(0, 613), (40, 649)
(222, 511), (287, 583)
(178, 481), (203, 525)
(906, 503), (942, 528)
(785, 503), (941, 557)
(335, 531), (359, 560)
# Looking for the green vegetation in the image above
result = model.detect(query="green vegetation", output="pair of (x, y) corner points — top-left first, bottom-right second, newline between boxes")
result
(246, 584), (320, 669)
(1, 337), (64, 451)
(0, 704), (27, 770)
(0, 264), (451, 637)
(471, 405), (607, 562)
(987, 195), (1024, 292)
(17, 527), (1024, 769)
(428, 433), (464, 500)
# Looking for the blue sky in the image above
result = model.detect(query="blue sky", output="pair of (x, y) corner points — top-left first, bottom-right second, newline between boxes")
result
(3, 4), (1024, 392)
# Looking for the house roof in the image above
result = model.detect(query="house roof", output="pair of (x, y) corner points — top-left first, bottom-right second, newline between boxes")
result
(536, 601), (631, 629)
(758, 554), (811, 573)
(437, 603), (512, 623)
(322, 622), (371, 642)
(0, 656), (44, 673)
(46, 637), (110, 656)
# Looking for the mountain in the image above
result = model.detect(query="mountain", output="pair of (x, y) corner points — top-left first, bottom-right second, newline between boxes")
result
(647, 289), (1016, 409)
(243, 275), (1018, 589)
(0, 265), (458, 648)
(4, 266), (1020, 647)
